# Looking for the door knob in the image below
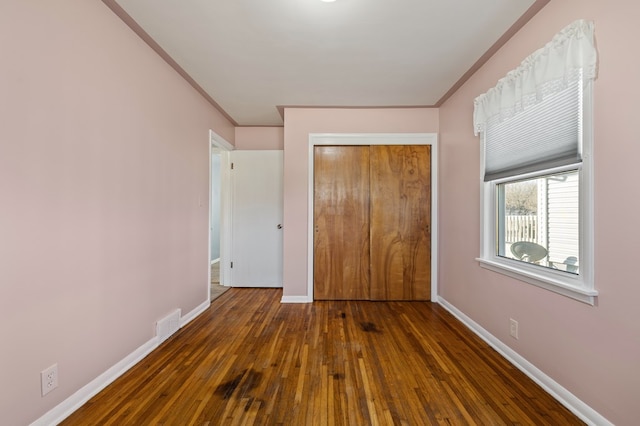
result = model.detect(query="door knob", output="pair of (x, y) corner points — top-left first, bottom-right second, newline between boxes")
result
(277, 224), (282, 229)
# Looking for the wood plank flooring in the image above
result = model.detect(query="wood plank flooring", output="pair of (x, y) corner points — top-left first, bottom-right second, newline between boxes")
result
(62, 289), (583, 425)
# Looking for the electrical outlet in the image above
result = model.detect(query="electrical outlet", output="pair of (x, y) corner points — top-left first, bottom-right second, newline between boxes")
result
(41, 364), (58, 396)
(510, 318), (519, 339)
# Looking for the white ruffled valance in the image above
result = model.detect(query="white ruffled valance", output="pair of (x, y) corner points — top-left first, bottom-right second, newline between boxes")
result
(473, 19), (597, 135)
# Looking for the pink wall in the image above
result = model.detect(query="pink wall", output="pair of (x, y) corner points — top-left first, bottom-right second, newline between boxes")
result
(438, 1), (640, 424)
(282, 108), (439, 297)
(235, 127), (284, 150)
(0, 1), (234, 424)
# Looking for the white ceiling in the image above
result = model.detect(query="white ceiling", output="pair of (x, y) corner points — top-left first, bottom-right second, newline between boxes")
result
(113, 0), (539, 126)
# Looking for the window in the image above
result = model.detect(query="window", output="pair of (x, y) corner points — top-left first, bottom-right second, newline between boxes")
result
(498, 170), (579, 274)
(474, 20), (598, 304)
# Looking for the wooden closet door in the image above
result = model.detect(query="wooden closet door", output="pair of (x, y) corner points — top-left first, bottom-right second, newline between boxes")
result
(314, 146), (370, 300)
(370, 145), (431, 300)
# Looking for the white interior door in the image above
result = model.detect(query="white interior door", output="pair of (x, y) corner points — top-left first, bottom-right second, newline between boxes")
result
(231, 150), (283, 287)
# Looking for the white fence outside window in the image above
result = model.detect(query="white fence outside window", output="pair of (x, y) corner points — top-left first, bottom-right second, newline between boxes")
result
(505, 215), (538, 244)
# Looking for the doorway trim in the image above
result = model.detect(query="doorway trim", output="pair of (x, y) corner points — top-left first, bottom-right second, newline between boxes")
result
(307, 133), (439, 302)
(209, 130), (233, 301)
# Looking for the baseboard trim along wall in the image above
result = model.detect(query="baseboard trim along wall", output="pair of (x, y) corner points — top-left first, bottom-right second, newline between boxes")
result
(281, 295), (313, 303)
(437, 297), (612, 426)
(30, 337), (157, 426)
(181, 300), (210, 327)
(31, 299), (211, 426)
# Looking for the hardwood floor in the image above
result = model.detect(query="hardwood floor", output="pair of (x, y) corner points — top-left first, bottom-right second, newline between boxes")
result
(62, 289), (583, 425)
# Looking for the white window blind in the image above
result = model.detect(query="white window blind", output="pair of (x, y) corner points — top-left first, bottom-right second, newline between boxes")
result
(473, 19), (597, 139)
(483, 71), (583, 181)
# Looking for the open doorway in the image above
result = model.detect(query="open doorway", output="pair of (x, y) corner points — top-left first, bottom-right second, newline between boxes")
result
(209, 130), (233, 302)
(210, 149), (225, 299)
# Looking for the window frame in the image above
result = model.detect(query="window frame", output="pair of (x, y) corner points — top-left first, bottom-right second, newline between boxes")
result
(477, 81), (597, 305)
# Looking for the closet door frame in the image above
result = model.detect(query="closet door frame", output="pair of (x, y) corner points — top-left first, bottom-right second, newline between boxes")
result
(307, 133), (439, 301)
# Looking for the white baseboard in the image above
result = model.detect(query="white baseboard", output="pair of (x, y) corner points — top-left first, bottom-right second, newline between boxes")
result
(181, 299), (210, 327)
(30, 337), (158, 426)
(210, 258), (220, 265)
(281, 295), (312, 303)
(436, 296), (612, 426)
(31, 298), (211, 426)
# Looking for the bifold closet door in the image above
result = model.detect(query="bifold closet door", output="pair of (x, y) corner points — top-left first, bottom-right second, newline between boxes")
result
(370, 145), (431, 300)
(313, 146), (370, 300)
(314, 145), (431, 301)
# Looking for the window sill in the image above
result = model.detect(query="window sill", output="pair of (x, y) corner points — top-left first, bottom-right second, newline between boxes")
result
(476, 257), (598, 305)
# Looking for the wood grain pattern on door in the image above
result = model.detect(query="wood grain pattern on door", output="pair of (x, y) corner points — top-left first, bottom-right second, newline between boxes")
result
(370, 145), (431, 300)
(314, 146), (370, 300)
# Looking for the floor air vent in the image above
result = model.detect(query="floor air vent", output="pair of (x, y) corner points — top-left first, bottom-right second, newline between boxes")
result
(156, 309), (181, 343)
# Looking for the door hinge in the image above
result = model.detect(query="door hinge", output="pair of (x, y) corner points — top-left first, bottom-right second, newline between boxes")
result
(231, 163), (234, 170)
(230, 261), (233, 268)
